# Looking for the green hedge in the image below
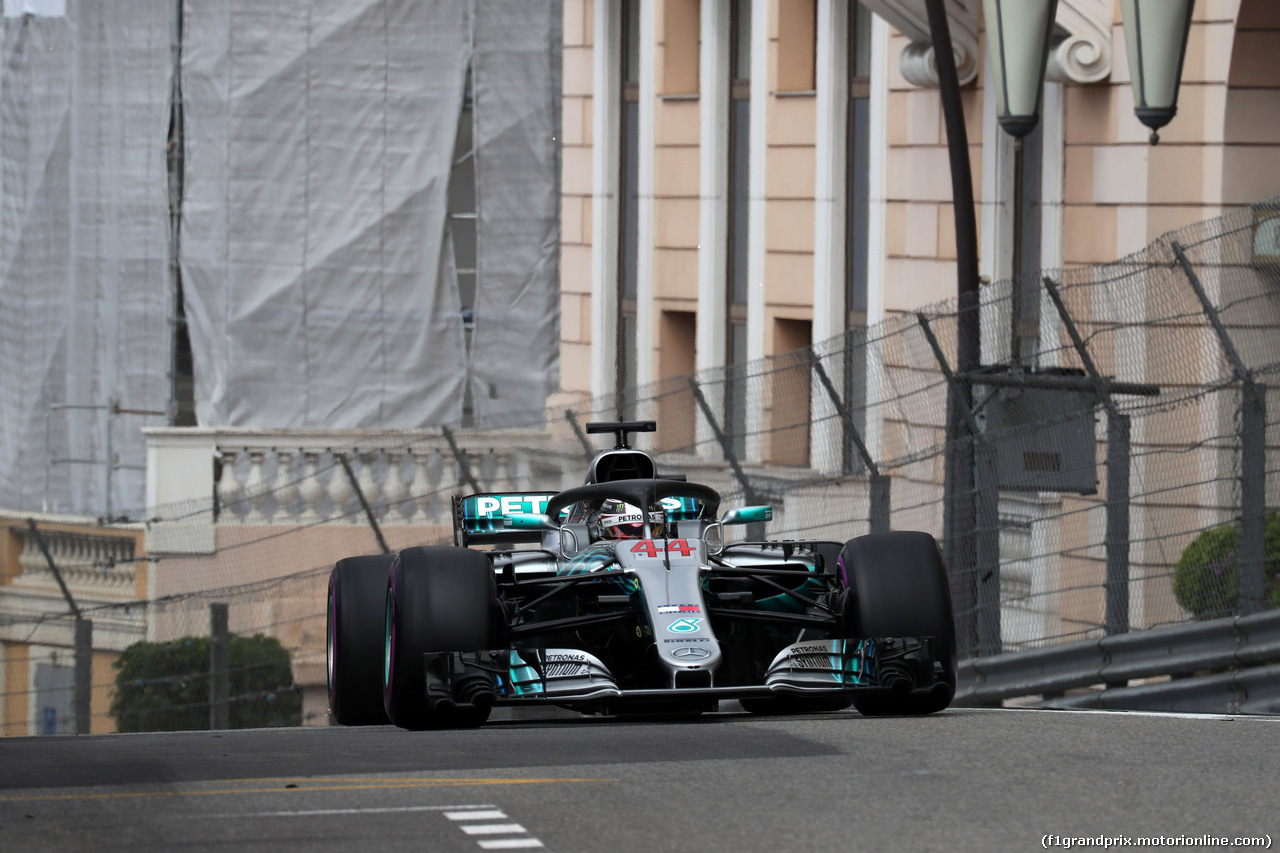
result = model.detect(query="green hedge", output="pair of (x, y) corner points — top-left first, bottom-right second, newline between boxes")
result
(1173, 514), (1280, 619)
(110, 634), (302, 732)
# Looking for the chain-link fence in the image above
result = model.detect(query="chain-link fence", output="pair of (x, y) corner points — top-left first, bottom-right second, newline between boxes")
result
(3, 200), (1277, 732)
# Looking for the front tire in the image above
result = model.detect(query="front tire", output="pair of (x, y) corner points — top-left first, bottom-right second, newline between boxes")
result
(383, 546), (498, 730)
(327, 555), (395, 725)
(841, 531), (956, 716)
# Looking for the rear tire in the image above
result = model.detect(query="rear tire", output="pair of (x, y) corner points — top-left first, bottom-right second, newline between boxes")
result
(327, 555), (395, 726)
(383, 546), (498, 730)
(841, 531), (956, 717)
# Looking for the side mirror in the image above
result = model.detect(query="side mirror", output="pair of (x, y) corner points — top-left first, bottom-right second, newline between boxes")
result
(504, 513), (559, 532)
(506, 513), (578, 558)
(720, 506), (773, 526)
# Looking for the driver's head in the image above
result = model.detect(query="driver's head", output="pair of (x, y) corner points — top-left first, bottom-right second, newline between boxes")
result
(597, 498), (665, 539)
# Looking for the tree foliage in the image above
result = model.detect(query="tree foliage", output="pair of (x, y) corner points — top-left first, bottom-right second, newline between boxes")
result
(110, 634), (302, 732)
(1173, 514), (1280, 619)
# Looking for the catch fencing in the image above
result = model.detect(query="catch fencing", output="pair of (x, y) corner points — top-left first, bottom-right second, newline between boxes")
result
(1, 200), (1277, 733)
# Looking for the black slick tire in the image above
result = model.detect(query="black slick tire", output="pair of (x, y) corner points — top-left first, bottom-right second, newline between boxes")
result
(327, 554), (395, 725)
(841, 531), (956, 716)
(383, 546), (498, 730)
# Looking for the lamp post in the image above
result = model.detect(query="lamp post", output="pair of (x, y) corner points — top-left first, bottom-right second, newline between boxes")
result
(926, 0), (1060, 654)
(923, 0), (980, 655)
(1119, 0), (1195, 144)
(983, 0), (1059, 365)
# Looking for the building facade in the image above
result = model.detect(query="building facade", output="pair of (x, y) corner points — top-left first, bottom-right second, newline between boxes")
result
(560, 0), (1280, 422)
(0, 516), (147, 735)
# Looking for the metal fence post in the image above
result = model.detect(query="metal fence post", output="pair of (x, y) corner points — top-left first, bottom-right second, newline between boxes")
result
(916, 314), (983, 657)
(808, 347), (890, 534)
(210, 603), (230, 730)
(336, 453), (391, 555)
(1171, 241), (1266, 617)
(1240, 381), (1267, 613)
(74, 618), (92, 735)
(25, 520), (96, 733)
(869, 474), (891, 536)
(1042, 277), (1134, 637)
(1105, 414), (1131, 635)
(975, 439), (1001, 656)
(688, 378), (766, 539)
(564, 410), (595, 460)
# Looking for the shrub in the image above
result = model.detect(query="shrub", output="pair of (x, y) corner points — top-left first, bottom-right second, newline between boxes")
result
(111, 634), (302, 732)
(1173, 514), (1280, 619)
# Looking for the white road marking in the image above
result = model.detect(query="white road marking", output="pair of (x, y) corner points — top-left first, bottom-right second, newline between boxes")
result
(461, 823), (528, 835)
(203, 804), (495, 818)
(979, 706), (1280, 723)
(446, 810), (509, 821)
(443, 804), (548, 849)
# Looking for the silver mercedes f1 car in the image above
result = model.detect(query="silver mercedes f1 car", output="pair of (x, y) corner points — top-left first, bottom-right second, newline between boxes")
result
(326, 420), (956, 729)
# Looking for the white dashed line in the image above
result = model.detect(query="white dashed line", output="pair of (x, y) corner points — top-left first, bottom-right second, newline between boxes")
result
(203, 804), (495, 818)
(445, 809), (547, 850)
(461, 824), (528, 835)
(445, 810), (509, 821)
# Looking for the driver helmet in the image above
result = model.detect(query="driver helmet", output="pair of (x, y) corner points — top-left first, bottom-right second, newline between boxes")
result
(597, 498), (665, 539)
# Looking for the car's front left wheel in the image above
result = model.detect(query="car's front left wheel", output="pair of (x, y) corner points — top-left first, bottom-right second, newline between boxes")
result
(383, 546), (499, 730)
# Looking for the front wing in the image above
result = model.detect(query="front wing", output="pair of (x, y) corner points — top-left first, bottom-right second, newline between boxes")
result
(421, 636), (942, 714)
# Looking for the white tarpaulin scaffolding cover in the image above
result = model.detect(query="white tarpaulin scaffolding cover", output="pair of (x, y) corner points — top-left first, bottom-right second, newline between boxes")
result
(0, 3), (172, 518)
(0, 0), (561, 516)
(182, 0), (561, 429)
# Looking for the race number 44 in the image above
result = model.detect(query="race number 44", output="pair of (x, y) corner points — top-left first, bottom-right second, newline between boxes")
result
(631, 539), (695, 557)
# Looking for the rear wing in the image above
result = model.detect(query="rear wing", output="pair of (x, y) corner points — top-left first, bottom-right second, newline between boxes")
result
(452, 490), (712, 547)
(453, 492), (562, 546)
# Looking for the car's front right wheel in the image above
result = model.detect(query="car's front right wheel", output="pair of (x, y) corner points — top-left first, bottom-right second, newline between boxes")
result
(328, 554), (395, 726)
(840, 531), (956, 716)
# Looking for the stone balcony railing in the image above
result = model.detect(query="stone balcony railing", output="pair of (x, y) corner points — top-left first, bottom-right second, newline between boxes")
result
(0, 514), (148, 650)
(143, 427), (584, 549)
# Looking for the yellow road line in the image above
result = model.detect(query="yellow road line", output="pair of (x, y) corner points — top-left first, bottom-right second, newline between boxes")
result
(0, 777), (617, 804)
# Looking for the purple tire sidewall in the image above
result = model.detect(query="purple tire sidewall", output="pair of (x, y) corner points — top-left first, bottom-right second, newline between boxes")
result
(326, 574), (337, 707)
(383, 565), (397, 709)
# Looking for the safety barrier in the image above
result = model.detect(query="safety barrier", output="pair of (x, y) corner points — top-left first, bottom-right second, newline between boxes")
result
(956, 609), (1280, 713)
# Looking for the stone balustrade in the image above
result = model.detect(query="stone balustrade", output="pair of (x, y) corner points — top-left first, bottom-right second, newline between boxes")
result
(12, 524), (139, 596)
(145, 426), (580, 529)
(215, 444), (527, 525)
(0, 515), (148, 653)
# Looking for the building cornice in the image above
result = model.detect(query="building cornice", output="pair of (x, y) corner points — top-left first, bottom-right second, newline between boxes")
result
(865, 0), (1111, 89)
(862, 0), (982, 87)
(1046, 0), (1112, 85)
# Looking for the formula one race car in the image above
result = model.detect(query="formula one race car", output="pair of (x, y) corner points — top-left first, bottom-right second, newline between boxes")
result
(326, 420), (956, 729)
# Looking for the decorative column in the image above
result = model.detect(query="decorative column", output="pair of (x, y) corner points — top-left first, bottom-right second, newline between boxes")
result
(297, 451), (324, 522)
(383, 449), (409, 522)
(215, 449), (242, 523)
(242, 450), (269, 524)
(272, 449), (298, 523)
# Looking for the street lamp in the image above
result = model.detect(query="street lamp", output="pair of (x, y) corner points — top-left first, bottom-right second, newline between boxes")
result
(982, 0), (1062, 368)
(982, 0), (1060, 140)
(1119, 0), (1195, 144)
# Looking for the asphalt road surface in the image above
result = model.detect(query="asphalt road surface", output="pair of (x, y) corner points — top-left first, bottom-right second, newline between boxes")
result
(1, 707), (1276, 852)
